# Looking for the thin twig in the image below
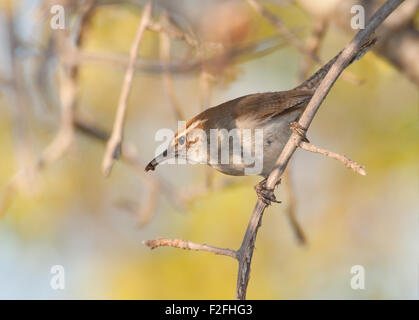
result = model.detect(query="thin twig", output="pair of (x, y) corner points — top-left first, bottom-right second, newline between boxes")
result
(102, 1), (153, 176)
(247, 0), (363, 85)
(66, 35), (287, 75)
(298, 141), (366, 176)
(298, 18), (329, 82)
(159, 10), (185, 121)
(32, 1), (96, 168)
(148, 19), (198, 48)
(4, 8), (35, 193)
(74, 115), (187, 213)
(116, 175), (160, 227)
(136, 177), (160, 227)
(282, 168), (307, 245)
(143, 238), (237, 259)
(247, 0), (312, 59)
(302, 0), (419, 86)
(284, 17), (326, 240)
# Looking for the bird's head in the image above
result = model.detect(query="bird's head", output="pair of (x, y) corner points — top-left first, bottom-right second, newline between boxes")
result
(145, 119), (208, 172)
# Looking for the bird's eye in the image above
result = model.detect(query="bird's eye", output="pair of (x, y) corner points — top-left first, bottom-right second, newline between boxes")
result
(178, 136), (185, 145)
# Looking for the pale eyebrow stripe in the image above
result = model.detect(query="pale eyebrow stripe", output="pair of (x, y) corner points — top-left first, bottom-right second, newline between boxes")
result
(175, 119), (208, 139)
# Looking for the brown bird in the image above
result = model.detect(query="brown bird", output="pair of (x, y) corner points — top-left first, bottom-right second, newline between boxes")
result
(146, 38), (376, 204)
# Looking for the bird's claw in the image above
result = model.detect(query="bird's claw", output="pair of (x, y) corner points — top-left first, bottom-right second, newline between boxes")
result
(254, 180), (281, 206)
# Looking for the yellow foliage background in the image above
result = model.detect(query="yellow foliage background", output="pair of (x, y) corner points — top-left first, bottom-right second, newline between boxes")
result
(0, 1), (417, 299)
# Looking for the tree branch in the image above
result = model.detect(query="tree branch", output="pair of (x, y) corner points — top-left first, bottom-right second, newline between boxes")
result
(283, 167), (307, 245)
(102, 1), (153, 176)
(300, 0), (419, 85)
(298, 18), (329, 82)
(74, 115), (189, 214)
(159, 10), (185, 121)
(247, 0), (363, 85)
(143, 238), (237, 259)
(298, 141), (366, 176)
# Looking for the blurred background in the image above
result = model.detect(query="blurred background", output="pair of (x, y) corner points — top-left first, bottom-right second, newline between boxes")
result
(0, 0), (418, 299)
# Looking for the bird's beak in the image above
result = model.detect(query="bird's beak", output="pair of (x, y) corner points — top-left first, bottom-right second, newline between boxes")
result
(145, 150), (170, 172)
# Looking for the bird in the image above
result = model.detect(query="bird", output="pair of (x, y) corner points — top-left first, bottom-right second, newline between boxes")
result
(145, 38), (376, 204)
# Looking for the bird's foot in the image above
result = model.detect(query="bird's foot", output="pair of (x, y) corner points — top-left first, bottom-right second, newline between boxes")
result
(254, 179), (281, 206)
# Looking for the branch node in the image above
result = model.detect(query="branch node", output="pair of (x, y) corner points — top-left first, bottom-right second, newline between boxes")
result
(290, 121), (309, 143)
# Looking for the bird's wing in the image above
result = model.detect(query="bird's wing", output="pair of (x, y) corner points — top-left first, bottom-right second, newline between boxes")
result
(234, 89), (312, 125)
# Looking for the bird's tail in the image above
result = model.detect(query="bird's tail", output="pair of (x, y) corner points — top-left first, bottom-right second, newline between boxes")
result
(296, 36), (377, 92)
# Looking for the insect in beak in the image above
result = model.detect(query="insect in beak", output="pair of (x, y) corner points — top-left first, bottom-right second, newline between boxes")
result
(145, 149), (169, 172)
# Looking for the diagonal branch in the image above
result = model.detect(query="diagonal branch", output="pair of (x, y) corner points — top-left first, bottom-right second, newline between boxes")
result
(102, 1), (153, 176)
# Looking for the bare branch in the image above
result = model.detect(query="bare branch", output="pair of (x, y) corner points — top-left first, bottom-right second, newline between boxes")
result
(4, 8), (35, 193)
(135, 177), (160, 227)
(143, 238), (237, 259)
(282, 168), (307, 245)
(247, 0), (312, 59)
(298, 141), (366, 176)
(66, 35), (287, 75)
(116, 176), (160, 228)
(148, 18), (198, 49)
(31, 0), (96, 168)
(285, 18), (329, 244)
(74, 115), (188, 213)
(159, 11), (185, 121)
(301, 0), (419, 85)
(102, 1), (153, 176)
(247, 0), (363, 85)
(298, 18), (329, 82)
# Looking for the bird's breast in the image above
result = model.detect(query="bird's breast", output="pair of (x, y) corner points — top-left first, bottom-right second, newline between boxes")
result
(205, 110), (300, 177)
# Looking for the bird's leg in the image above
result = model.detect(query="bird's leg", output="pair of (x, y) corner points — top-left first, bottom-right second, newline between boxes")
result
(254, 178), (281, 206)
